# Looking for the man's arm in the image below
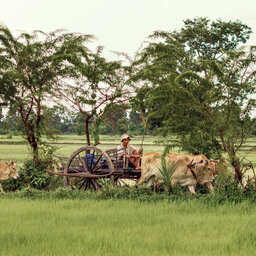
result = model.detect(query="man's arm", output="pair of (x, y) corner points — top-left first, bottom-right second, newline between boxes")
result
(128, 146), (142, 159)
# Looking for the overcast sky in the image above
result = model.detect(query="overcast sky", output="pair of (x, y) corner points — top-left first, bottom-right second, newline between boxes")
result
(1, 0), (256, 60)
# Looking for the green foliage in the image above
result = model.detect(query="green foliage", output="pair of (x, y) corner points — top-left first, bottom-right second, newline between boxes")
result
(158, 158), (177, 192)
(0, 110), (24, 135)
(1, 181), (256, 204)
(21, 159), (50, 189)
(173, 17), (252, 59)
(17, 144), (58, 190)
(0, 25), (93, 158)
(180, 130), (222, 159)
(6, 133), (12, 139)
(134, 17), (256, 181)
(1, 171), (26, 192)
(98, 178), (116, 197)
(2, 143), (62, 191)
(128, 110), (144, 135)
(58, 45), (133, 145)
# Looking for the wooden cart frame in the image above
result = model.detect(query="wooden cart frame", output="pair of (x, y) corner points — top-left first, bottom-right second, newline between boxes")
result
(47, 146), (141, 190)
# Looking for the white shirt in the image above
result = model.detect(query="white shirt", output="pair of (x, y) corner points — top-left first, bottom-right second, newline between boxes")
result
(117, 144), (136, 158)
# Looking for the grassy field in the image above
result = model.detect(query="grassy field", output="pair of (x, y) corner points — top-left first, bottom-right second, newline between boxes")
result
(0, 198), (256, 256)
(0, 135), (168, 163)
(1, 135), (256, 255)
(0, 134), (255, 169)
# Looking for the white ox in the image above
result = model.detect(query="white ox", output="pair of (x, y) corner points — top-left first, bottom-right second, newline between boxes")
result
(136, 152), (215, 194)
(0, 161), (19, 192)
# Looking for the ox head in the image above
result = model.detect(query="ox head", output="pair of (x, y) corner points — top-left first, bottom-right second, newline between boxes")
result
(188, 160), (214, 184)
(8, 162), (19, 179)
(209, 158), (228, 176)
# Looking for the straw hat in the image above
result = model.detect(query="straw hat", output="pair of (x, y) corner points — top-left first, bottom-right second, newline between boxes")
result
(120, 134), (130, 142)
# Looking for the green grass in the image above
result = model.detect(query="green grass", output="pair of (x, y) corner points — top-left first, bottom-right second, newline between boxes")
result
(0, 135), (168, 163)
(0, 134), (159, 145)
(0, 134), (255, 167)
(0, 144), (31, 163)
(0, 198), (256, 256)
(1, 135), (256, 255)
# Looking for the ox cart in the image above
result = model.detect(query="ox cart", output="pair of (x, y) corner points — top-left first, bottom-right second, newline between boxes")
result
(47, 146), (141, 190)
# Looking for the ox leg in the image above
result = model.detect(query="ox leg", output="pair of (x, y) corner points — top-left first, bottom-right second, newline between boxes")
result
(137, 172), (152, 185)
(188, 185), (196, 194)
(136, 176), (146, 185)
(146, 176), (156, 188)
(205, 182), (214, 192)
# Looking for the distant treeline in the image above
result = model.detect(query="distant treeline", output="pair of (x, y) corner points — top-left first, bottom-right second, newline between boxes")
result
(2, 105), (256, 138)
(0, 105), (154, 136)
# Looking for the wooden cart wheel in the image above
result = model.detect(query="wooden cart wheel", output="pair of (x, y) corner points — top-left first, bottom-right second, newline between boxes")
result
(64, 146), (114, 191)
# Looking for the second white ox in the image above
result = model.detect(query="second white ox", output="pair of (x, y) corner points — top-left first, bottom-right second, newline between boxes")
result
(136, 152), (215, 194)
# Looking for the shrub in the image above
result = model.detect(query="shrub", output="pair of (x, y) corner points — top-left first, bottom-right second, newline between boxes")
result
(20, 159), (51, 189)
(1, 170), (26, 192)
(19, 144), (62, 190)
(6, 133), (12, 139)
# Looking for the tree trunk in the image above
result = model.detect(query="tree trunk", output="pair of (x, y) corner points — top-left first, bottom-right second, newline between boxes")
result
(219, 129), (243, 184)
(93, 119), (100, 146)
(85, 116), (91, 146)
(19, 107), (39, 161)
(231, 157), (243, 183)
(25, 123), (39, 161)
(112, 125), (116, 136)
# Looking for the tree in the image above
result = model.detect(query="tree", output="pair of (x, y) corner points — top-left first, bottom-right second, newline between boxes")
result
(135, 17), (256, 183)
(58, 46), (135, 145)
(101, 103), (129, 135)
(48, 105), (79, 134)
(0, 25), (92, 160)
(0, 107), (5, 134)
(128, 110), (144, 135)
(2, 109), (24, 134)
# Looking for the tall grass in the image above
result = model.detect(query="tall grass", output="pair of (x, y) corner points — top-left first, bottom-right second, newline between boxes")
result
(158, 159), (177, 192)
(0, 198), (256, 256)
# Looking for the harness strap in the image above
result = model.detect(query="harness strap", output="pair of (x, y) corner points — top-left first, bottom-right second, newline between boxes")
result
(188, 166), (198, 180)
(187, 159), (197, 180)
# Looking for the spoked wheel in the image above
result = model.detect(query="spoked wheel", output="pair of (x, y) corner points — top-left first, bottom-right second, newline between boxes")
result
(64, 146), (114, 191)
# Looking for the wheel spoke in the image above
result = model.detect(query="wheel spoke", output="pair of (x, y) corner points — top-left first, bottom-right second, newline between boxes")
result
(79, 179), (87, 190)
(91, 165), (104, 173)
(74, 178), (85, 186)
(91, 162), (109, 174)
(89, 150), (95, 172)
(84, 179), (89, 190)
(84, 151), (90, 172)
(91, 179), (98, 191)
(77, 154), (87, 172)
(90, 155), (103, 173)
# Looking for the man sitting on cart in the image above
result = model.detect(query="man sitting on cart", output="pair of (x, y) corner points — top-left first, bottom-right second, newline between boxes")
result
(117, 134), (142, 170)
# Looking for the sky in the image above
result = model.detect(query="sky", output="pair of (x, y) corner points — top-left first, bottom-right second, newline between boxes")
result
(1, 0), (256, 60)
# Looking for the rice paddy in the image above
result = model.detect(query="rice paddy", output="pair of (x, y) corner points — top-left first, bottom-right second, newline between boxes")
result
(1, 135), (256, 255)
(0, 198), (256, 256)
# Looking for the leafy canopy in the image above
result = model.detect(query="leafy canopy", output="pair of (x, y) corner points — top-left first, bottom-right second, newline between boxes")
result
(135, 17), (256, 164)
